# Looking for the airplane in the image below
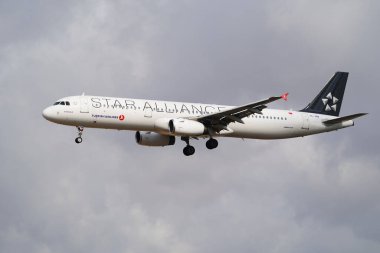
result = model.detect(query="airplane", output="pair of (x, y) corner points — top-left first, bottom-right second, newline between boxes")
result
(42, 72), (366, 156)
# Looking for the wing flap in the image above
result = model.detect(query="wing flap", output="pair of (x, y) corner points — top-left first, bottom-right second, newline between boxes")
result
(225, 115), (245, 124)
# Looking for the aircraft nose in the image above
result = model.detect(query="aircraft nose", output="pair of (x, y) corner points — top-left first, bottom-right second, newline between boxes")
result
(42, 107), (54, 121)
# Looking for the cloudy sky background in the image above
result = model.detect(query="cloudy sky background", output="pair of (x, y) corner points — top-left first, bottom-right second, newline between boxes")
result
(1, 0), (379, 252)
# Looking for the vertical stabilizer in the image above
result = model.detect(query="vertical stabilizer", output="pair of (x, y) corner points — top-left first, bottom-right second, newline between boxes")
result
(300, 72), (348, 116)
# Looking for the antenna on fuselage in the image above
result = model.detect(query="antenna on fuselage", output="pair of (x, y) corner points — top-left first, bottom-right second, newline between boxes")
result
(81, 92), (85, 96)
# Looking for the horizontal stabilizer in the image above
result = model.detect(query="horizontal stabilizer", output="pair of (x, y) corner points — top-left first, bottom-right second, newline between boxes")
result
(323, 113), (367, 125)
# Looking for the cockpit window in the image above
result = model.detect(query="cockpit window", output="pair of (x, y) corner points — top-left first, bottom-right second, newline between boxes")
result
(53, 101), (70, 106)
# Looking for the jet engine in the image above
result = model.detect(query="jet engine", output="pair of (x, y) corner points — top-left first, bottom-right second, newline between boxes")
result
(168, 118), (206, 136)
(135, 131), (175, 146)
(154, 118), (206, 136)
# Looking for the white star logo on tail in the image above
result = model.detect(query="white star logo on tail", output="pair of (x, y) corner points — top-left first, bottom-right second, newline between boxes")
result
(322, 92), (339, 112)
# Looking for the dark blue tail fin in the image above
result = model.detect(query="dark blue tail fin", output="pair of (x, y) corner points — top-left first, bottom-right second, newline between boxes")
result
(300, 72), (348, 116)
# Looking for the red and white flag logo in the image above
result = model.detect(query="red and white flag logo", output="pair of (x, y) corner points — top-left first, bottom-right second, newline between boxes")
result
(119, 115), (125, 121)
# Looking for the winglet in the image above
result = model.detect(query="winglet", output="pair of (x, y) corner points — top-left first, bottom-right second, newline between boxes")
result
(281, 92), (289, 101)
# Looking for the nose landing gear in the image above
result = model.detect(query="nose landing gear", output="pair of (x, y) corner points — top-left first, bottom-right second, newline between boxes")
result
(75, 126), (84, 144)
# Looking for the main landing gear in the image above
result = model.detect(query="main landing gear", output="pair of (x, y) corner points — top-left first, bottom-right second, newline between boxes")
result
(206, 138), (218, 149)
(181, 137), (195, 156)
(181, 137), (219, 156)
(75, 126), (84, 144)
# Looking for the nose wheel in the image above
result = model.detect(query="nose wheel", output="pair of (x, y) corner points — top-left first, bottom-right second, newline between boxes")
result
(181, 137), (195, 156)
(75, 126), (84, 144)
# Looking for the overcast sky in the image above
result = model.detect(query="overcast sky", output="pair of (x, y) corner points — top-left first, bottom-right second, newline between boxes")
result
(0, 0), (379, 252)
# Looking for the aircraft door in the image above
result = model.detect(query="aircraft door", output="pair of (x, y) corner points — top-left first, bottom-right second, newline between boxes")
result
(301, 114), (309, 130)
(80, 97), (89, 113)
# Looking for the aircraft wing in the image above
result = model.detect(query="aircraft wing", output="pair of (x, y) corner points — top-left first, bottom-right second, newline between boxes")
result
(191, 93), (288, 132)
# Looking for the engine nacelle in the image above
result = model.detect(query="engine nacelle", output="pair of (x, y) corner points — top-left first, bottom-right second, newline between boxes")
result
(135, 131), (175, 147)
(154, 118), (172, 133)
(168, 118), (206, 136)
(154, 118), (206, 136)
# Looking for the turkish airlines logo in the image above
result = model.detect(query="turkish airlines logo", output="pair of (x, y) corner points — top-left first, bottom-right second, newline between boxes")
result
(322, 92), (339, 112)
(119, 114), (125, 121)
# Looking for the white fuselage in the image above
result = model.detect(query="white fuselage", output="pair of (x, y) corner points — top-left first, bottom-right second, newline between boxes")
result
(42, 95), (353, 139)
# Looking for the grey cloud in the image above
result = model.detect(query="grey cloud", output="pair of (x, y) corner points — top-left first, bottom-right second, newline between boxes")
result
(0, 0), (78, 46)
(0, 0), (379, 253)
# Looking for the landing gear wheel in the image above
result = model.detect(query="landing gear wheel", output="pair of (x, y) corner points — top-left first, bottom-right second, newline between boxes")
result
(183, 145), (195, 156)
(181, 137), (195, 156)
(206, 138), (218, 149)
(75, 126), (84, 144)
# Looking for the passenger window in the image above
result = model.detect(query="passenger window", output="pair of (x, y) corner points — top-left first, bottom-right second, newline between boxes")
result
(60, 101), (65, 105)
